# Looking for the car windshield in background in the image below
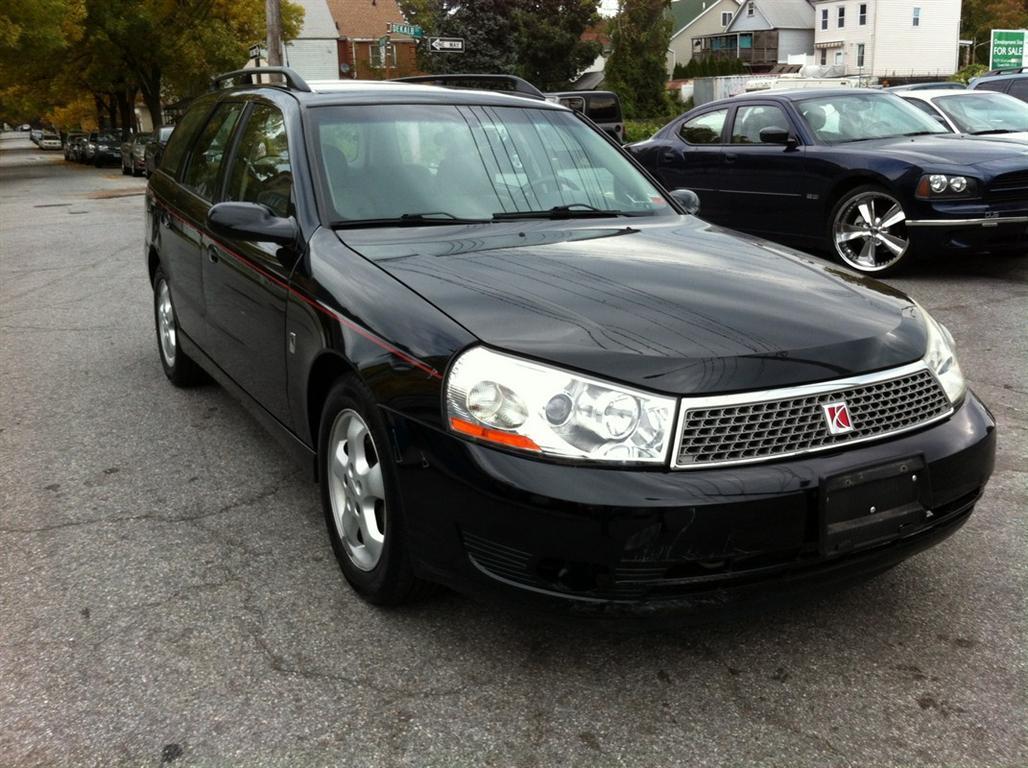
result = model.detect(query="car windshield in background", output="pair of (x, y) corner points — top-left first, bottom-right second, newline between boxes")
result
(98, 133), (118, 143)
(796, 93), (948, 144)
(934, 93), (1028, 134)
(310, 104), (670, 225)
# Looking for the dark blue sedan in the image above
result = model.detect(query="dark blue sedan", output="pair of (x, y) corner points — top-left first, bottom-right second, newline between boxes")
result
(628, 89), (1028, 274)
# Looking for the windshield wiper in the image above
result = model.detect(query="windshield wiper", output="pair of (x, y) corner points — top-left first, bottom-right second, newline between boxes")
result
(971, 128), (1017, 135)
(492, 204), (624, 220)
(331, 212), (492, 229)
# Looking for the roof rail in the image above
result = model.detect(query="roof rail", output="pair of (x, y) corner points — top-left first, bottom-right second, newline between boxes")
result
(210, 67), (311, 92)
(984, 66), (1027, 76)
(391, 74), (546, 100)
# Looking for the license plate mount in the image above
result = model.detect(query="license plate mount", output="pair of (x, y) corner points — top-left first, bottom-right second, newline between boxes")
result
(820, 456), (931, 556)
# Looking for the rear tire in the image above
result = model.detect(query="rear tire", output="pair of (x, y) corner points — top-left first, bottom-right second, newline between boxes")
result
(318, 376), (430, 605)
(152, 267), (204, 387)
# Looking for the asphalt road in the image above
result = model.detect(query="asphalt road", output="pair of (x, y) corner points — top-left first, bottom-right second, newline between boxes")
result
(1, 130), (1026, 768)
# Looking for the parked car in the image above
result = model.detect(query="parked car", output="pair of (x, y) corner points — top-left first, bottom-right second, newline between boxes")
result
(545, 90), (626, 143)
(38, 132), (62, 150)
(19, 123), (31, 131)
(121, 132), (151, 176)
(86, 131), (121, 166)
(144, 126), (174, 176)
(68, 134), (89, 162)
(63, 131), (86, 160)
(143, 68), (995, 613)
(969, 71), (1028, 103)
(29, 128), (43, 144)
(886, 82), (965, 92)
(627, 89), (1028, 274)
(899, 88), (1028, 142)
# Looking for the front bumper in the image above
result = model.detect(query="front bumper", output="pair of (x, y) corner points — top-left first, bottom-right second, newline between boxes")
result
(385, 393), (995, 614)
(908, 216), (1028, 254)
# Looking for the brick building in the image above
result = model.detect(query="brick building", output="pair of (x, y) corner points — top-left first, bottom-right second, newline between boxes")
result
(325, 0), (421, 80)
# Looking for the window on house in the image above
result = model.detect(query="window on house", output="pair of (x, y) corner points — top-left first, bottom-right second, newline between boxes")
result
(747, 3), (755, 17)
(721, 11), (733, 26)
(369, 42), (398, 69)
(912, 7), (920, 26)
(820, 48), (828, 65)
(859, 3), (867, 24)
(857, 43), (865, 67)
(838, 6), (845, 27)
(821, 8), (829, 29)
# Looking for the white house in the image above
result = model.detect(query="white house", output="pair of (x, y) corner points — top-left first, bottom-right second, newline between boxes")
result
(812, 0), (962, 77)
(282, 0), (340, 81)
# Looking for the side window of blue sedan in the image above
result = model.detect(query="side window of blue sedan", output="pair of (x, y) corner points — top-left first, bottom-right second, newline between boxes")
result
(678, 109), (728, 145)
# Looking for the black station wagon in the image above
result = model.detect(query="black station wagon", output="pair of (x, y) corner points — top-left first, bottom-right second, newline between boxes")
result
(145, 68), (995, 613)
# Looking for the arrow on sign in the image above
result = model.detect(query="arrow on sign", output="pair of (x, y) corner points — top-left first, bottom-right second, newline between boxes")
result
(429, 37), (465, 52)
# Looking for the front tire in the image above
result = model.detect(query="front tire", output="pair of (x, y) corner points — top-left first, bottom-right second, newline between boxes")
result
(318, 377), (426, 605)
(152, 267), (204, 387)
(829, 185), (913, 275)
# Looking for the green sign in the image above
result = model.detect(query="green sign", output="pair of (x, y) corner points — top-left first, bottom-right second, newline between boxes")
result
(990, 29), (1027, 70)
(387, 22), (423, 38)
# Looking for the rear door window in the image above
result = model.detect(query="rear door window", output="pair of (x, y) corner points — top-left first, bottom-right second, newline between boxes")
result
(1008, 78), (1028, 101)
(678, 109), (728, 144)
(181, 102), (245, 201)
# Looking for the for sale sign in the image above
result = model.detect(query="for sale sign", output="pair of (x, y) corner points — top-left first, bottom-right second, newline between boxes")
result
(990, 29), (1027, 70)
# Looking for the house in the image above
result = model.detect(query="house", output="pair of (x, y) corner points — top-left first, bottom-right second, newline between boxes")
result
(693, 0), (816, 72)
(282, 0), (341, 80)
(668, 0), (741, 71)
(812, 0), (961, 77)
(325, 0), (420, 80)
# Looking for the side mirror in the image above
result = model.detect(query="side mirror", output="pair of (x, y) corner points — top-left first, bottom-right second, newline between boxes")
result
(759, 127), (798, 147)
(207, 202), (297, 245)
(671, 188), (701, 215)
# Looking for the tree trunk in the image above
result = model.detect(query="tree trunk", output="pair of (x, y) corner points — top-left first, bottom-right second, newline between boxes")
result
(139, 65), (163, 129)
(117, 87), (137, 138)
(105, 94), (119, 132)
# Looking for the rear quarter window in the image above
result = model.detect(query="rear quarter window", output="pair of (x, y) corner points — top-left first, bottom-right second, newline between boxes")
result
(159, 100), (216, 179)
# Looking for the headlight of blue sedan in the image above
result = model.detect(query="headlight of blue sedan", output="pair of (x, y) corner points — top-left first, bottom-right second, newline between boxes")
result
(915, 174), (980, 199)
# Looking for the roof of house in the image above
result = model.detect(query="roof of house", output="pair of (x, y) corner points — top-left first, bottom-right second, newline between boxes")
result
(290, 0), (339, 39)
(670, 0), (738, 35)
(728, 0), (814, 30)
(324, 0), (412, 40)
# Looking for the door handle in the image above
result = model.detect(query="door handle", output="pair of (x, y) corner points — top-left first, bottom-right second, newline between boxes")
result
(206, 245), (220, 264)
(724, 153), (738, 164)
(660, 149), (682, 164)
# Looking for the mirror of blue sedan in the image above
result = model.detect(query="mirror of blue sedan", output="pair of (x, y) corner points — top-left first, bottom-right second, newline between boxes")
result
(671, 188), (701, 215)
(758, 126), (798, 147)
(207, 202), (297, 245)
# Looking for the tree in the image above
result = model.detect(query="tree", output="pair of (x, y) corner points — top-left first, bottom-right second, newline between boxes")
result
(418, 0), (522, 74)
(514, 1), (602, 90)
(604, 0), (672, 118)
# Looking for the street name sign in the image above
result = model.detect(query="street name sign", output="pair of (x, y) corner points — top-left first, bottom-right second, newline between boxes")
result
(990, 29), (1027, 70)
(388, 22), (423, 38)
(429, 37), (465, 52)
(248, 43), (263, 60)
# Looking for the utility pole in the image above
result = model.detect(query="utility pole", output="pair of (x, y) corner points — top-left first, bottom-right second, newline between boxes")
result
(266, 0), (283, 66)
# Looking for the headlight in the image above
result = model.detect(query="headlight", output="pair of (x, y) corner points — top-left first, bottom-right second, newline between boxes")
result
(916, 174), (979, 199)
(445, 346), (676, 464)
(918, 304), (965, 404)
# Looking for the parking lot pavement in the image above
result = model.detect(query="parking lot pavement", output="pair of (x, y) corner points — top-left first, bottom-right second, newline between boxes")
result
(1, 129), (1025, 768)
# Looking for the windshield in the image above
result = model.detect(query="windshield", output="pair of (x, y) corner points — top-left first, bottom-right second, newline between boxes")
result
(97, 133), (118, 143)
(796, 93), (948, 144)
(310, 104), (670, 224)
(934, 92), (1028, 134)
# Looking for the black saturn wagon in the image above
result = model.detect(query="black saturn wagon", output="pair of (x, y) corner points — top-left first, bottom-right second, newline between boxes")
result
(144, 68), (996, 612)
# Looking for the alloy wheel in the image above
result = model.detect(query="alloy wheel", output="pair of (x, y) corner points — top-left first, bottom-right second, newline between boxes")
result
(156, 280), (177, 366)
(833, 191), (910, 272)
(327, 409), (387, 572)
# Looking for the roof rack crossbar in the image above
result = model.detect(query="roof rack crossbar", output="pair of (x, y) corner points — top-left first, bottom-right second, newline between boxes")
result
(391, 74), (546, 100)
(210, 67), (311, 93)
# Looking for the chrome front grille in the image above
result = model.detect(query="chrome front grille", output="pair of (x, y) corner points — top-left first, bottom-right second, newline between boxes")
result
(673, 363), (952, 469)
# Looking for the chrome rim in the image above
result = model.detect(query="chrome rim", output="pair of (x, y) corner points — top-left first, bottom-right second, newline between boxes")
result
(327, 409), (386, 572)
(833, 192), (909, 272)
(156, 280), (176, 366)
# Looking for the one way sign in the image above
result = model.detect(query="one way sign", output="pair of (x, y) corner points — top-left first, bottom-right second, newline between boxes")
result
(428, 37), (465, 52)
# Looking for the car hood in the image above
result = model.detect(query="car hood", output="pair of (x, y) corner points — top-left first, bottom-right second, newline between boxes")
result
(836, 134), (1028, 168)
(338, 217), (926, 395)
